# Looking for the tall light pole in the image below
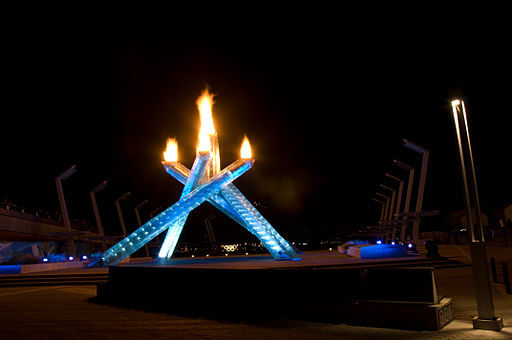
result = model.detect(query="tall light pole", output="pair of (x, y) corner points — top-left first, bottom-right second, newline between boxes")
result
(90, 180), (108, 251)
(134, 200), (150, 257)
(379, 185), (396, 243)
(393, 160), (415, 242)
(451, 99), (503, 330)
(385, 173), (404, 221)
(375, 192), (391, 242)
(115, 192), (131, 236)
(56, 165), (77, 257)
(384, 175), (404, 242)
(372, 198), (386, 222)
(403, 139), (429, 246)
(379, 184), (396, 223)
(375, 192), (390, 221)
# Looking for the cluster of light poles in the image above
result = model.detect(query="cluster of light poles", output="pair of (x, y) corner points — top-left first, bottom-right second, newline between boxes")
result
(372, 139), (430, 246)
(370, 99), (503, 330)
(55, 167), (155, 258)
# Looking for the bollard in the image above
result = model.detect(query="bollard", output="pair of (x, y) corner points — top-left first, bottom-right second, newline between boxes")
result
(490, 257), (498, 283)
(502, 262), (511, 295)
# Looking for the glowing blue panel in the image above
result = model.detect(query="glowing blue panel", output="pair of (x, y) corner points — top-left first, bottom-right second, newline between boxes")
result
(359, 244), (408, 259)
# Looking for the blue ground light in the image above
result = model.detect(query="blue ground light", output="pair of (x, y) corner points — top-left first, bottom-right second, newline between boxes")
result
(359, 244), (409, 259)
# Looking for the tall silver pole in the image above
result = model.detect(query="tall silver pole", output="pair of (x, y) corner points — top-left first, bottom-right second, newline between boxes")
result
(90, 180), (108, 251)
(460, 101), (485, 241)
(451, 99), (503, 330)
(115, 192), (131, 236)
(55, 165), (77, 257)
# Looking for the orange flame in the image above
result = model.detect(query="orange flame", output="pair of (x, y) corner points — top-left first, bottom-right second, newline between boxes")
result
(240, 136), (252, 159)
(163, 138), (178, 162)
(196, 89), (215, 152)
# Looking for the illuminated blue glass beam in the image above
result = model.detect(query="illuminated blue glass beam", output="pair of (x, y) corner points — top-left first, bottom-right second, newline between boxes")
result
(94, 159), (253, 266)
(162, 163), (300, 260)
(163, 163), (249, 233)
(158, 152), (211, 259)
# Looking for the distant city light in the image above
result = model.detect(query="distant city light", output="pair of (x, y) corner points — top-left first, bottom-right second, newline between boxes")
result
(68, 256), (74, 261)
(81, 255), (88, 260)
(42, 258), (48, 263)
(376, 240), (382, 245)
(408, 243), (413, 248)
(391, 241), (395, 245)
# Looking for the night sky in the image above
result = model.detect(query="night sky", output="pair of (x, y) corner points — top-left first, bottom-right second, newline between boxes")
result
(2, 8), (511, 241)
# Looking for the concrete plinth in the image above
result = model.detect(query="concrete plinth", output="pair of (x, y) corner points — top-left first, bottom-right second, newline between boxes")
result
(97, 255), (456, 330)
(472, 316), (504, 331)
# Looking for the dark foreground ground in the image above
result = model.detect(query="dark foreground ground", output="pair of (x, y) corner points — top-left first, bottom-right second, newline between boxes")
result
(0, 245), (511, 339)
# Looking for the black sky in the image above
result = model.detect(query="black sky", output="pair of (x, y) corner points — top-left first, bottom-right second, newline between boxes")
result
(2, 7), (511, 238)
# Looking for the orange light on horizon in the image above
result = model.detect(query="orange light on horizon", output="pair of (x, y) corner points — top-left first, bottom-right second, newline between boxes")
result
(163, 138), (178, 162)
(240, 136), (252, 159)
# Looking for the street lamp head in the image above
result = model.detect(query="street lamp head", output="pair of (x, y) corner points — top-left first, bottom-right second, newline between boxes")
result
(135, 200), (149, 209)
(403, 139), (427, 153)
(117, 192), (132, 202)
(57, 165), (77, 180)
(379, 184), (395, 192)
(372, 198), (385, 205)
(375, 192), (389, 200)
(393, 159), (413, 171)
(385, 173), (403, 182)
(91, 180), (108, 193)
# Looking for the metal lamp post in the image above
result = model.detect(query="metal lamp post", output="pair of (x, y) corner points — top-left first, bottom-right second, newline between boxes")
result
(372, 198), (386, 222)
(90, 180), (108, 251)
(385, 173), (404, 221)
(393, 160), (415, 242)
(403, 139), (429, 246)
(379, 184), (396, 223)
(375, 192), (390, 221)
(380, 184), (397, 243)
(384, 175), (404, 242)
(451, 99), (503, 330)
(376, 192), (391, 242)
(55, 165), (77, 257)
(115, 192), (131, 237)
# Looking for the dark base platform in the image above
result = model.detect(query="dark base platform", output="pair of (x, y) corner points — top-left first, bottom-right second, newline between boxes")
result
(96, 253), (455, 330)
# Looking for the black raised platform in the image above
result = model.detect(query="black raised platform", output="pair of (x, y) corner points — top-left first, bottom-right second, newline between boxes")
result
(96, 252), (456, 330)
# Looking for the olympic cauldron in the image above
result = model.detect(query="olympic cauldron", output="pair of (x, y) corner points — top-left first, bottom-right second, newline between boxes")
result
(92, 90), (300, 266)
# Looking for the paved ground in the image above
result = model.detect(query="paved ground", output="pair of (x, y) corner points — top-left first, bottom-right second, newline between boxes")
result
(0, 245), (511, 339)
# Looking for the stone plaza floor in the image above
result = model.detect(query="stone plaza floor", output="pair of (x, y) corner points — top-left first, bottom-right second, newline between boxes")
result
(0, 245), (511, 339)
